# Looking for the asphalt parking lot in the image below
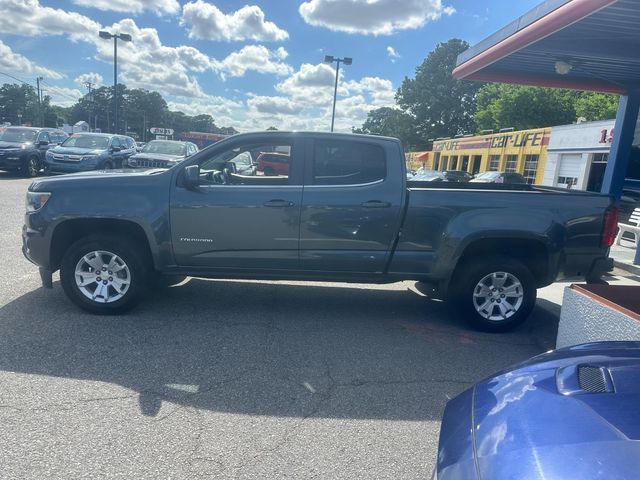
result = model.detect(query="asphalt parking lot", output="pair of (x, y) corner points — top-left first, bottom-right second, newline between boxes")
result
(0, 171), (618, 478)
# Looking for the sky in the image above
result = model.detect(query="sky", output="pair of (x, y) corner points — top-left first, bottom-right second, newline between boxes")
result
(0, 0), (542, 132)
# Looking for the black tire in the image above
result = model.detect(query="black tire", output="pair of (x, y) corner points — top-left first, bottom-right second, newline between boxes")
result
(23, 156), (40, 178)
(60, 235), (149, 314)
(451, 256), (536, 332)
(103, 160), (114, 170)
(263, 167), (276, 176)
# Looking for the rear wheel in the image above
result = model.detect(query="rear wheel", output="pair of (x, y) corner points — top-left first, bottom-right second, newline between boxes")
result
(452, 256), (536, 332)
(60, 235), (149, 314)
(103, 160), (114, 170)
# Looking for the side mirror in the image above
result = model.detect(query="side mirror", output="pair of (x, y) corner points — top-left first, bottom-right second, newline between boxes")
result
(183, 165), (200, 188)
(38, 140), (49, 146)
(110, 146), (121, 152)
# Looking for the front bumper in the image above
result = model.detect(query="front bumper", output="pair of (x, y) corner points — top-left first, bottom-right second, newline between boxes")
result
(44, 158), (99, 174)
(22, 215), (50, 269)
(0, 152), (25, 170)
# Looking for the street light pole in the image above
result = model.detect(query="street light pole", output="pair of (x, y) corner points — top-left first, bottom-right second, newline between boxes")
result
(324, 55), (352, 132)
(99, 31), (132, 135)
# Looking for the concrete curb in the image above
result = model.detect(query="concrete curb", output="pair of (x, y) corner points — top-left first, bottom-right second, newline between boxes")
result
(613, 259), (640, 276)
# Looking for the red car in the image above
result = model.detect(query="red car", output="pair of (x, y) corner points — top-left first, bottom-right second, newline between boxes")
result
(256, 152), (289, 176)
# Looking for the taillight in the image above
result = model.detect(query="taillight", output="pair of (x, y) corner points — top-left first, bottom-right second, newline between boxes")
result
(601, 206), (619, 248)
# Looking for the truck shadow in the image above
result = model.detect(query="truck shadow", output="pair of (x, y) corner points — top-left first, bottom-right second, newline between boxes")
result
(0, 279), (558, 421)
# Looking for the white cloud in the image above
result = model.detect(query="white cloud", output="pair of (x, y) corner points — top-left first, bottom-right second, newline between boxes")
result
(0, 0), (101, 42)
(72, 0), (179, 15)
(299, 0), (455, 35)
(74, 72), (103, 87)
(43, 86), (84, 107)
(237, 65), (397, 133)
(344, 77), (396, 106)
(387, 46), (400, 62)
(247, 95), (304, 116)
(0, 40), (63, 79)
(181, 1), (288, 42)
(167, 95), (243, 117)
(212, 45), (292, 79)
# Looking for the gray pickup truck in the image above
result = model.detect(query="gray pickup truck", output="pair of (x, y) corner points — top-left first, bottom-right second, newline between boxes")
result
(22, 132), (617, 331)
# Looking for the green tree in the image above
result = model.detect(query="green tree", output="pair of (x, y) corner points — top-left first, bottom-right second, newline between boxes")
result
(575, 93), (619, 122)
(266, 126), (278, 131)
(353, 107), (424, 149)
(0, 83), (39, 126)
(474, 84), (580, 131)
(396, 39), (481, 140)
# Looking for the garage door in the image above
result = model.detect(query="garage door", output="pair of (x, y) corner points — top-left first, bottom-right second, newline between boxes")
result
(557, 154), (582, 187)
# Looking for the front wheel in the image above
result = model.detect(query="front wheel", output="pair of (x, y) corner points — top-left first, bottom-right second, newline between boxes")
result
(23, 156), (40, 177)
(60, 235), (148, 314)
(451, 256), (536, 332)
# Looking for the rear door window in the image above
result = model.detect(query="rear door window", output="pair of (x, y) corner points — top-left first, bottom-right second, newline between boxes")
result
(311, 140), (386, 185)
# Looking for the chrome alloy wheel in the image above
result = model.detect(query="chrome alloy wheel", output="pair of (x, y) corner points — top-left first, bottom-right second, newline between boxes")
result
(74, 250), (131, 303)
(472, 271), (524, 321)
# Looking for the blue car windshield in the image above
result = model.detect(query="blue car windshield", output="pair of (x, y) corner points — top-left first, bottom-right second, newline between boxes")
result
(61, 134), (109, 149)
(0, 128), (38, 143)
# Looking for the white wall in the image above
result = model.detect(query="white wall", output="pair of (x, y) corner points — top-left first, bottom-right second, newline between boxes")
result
(542, 119), (616, 188)
(557, 287), (640, 348)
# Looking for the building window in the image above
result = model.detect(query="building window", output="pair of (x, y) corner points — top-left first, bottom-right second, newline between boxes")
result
(434, 152), (440, 171)
(441, 156), (449, 171)
(488, 155), (500, 171)
(523, 154), (539, 184)
(505, 154), (518, 172)
(461, 155), (470, 172)
(450, 155), (458, 170)
(557, 176), (578, 187)
(592, 153), (609, 163)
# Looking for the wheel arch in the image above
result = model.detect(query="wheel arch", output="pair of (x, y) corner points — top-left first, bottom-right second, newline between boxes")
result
(50, 218), (156, 272)
(450, 237), (552, 292)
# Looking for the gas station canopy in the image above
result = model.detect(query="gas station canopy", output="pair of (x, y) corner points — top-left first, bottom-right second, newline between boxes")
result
(453, 0), (640, 96)
(452, 0), (640, 199)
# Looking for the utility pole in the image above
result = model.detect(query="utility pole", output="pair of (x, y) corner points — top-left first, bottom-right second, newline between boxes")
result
(84, 81), (94, 131)
(36, 76), (43, 127)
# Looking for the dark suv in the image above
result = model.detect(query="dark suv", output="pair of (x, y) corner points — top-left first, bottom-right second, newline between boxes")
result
(0, 127), (67, 177)
(44, 133), (136, 174)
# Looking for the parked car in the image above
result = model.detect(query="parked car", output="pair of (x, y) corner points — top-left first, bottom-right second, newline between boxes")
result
(23, 131), (615, 330)
(410, 169), (446, 182)
(44, 133), (136, 174)
(127, 140), (198, 169)
(435, 341), (640, 480)
(256, 152), (289, 176)
(441, 170), (472, 182)
(0, 127), (67, 177)
(471, 171), (527, 184)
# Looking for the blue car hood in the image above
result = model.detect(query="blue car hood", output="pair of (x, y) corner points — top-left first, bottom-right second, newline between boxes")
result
(0, 141), (26, 148)
(472, 342), (640, 479)
(51, 146), (105, 156)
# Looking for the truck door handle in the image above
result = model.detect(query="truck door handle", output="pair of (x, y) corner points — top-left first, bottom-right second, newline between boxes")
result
(361, 200), (391, 208)
(263, 199), (294, 207)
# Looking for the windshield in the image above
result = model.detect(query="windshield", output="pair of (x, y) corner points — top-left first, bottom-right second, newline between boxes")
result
(61, 134), (110, 150)
(475, 172), (501, 180)
(0, 128), (37, 143)
(141, 141), (186, 156)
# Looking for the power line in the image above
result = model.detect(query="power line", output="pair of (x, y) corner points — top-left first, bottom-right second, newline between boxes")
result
(39, 79), (83, 102)
(0, 71), (34, 86)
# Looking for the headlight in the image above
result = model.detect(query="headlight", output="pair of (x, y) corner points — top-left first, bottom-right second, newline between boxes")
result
(128, 158), (138, 166)
(26, 191), (51, 212)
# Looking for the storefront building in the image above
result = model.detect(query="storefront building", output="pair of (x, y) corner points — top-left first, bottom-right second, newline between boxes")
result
(430, 127), (551, 184)
(541, 119), (615, 191)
